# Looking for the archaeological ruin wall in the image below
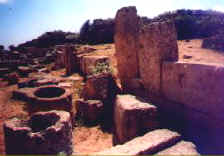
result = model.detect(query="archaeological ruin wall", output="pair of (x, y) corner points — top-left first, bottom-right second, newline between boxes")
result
(115, 6), (224, 153)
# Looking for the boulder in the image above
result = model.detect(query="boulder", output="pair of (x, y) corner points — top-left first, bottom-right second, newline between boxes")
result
(3, 110), (73, 155)
(76, 99), (103, 123)
(114, 94), (159, 144)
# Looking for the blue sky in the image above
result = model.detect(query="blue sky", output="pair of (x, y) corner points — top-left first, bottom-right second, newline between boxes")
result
(1, 0), (224, 48)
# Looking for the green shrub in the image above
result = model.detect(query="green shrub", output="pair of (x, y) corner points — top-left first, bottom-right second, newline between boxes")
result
(90, 62), (112, 75)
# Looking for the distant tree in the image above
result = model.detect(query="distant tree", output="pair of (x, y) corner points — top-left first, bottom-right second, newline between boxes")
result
(0, 45), (4, 51)
(9, 45), (15, 51)
(79, 20), (90, 42)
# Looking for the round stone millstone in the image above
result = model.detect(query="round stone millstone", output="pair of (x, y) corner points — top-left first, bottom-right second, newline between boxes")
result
(3, 110), (73, 155)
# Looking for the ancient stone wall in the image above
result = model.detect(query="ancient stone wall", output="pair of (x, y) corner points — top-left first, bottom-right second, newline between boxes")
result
(115, 6), (140, 91)
(115, 6), (224, 153)
(138, 20), (178, 95)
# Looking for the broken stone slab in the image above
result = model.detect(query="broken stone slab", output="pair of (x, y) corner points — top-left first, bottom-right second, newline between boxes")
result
(96, 129), (181, 155)
(157, 141), (199, 155)
(76, 99), (104, 123)
(114, 94), (159, 145)
(80, 55), (110, 76)
(3, 110), (73, 155)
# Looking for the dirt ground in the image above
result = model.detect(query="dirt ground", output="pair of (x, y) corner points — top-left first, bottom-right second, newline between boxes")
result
(178, 39), (224, 65)
(0, 39), (223, 154)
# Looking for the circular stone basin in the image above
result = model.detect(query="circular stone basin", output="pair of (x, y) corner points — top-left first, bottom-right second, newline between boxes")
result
(34, 87), (65, 98)
(27, 85), (73, 113)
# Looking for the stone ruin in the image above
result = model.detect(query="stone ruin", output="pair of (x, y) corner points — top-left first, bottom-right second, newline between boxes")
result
(13, 85), (73, 114)
(6, 5), (224, 155)
(115, 6), (224, 153)
(4, 110), (73, 155)
(115, 6), (178, 94)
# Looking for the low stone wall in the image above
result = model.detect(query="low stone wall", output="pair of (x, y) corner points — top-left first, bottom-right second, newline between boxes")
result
(160, 61), (224, 153)
(162, 61), (224, 121)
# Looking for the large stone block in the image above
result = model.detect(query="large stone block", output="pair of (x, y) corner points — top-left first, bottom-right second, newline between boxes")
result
(115, 6), (140, 91)
(4, 110), (73, 155)
(138, 20), (178, 95)
(81, 73), (119, 101)
(97, 129), (181, 155)
(114, 94), (159, 144)
(162, 62), (224, 121)
(76, 99), (103, 123)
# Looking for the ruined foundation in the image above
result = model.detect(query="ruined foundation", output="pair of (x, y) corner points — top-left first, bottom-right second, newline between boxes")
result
(27, 85), (73, 113)
(3, 110), (73, 155)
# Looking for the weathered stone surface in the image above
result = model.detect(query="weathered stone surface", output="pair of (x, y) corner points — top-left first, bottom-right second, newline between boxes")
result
(115, 6), (140, 91)
(55, 50), (65, 69)
(138, 20), (178, 95)
(12, 87), (35, 101)
(28, 85), (73, 113)
(76, 99), (103, 123)
(4, 110), (73, 155)
(114, 94), (159, 144)
(3, 72), (19, 85)
(97, 129), (181, 155)
(80, 55), (110, 76)
(162, 62), (224, 121)
(65, 45), (75, 76)
(18, 78), (38, 88)
(81, 73), (119, 101)
(157, 141), (199, 155)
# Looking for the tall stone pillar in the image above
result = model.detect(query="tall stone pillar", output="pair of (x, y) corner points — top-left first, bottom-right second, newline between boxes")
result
(115, 6), (140, 91)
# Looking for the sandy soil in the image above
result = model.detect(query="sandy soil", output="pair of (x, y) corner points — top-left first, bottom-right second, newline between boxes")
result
(178, 39), (224, 66)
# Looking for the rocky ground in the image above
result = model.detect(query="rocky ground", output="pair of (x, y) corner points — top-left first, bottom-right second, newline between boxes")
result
(0, 39), (223, 154)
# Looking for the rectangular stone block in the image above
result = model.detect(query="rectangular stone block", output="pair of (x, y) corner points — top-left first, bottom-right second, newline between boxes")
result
(114, 94), (159, 144)
(97, 129), (181, 155)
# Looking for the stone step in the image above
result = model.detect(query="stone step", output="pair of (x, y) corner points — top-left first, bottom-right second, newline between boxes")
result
(114, 94), (159, 144)
(96, 129), (181, 155)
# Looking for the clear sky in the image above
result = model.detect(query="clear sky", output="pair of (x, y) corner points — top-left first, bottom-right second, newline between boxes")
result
(1, 0), (224, 48)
